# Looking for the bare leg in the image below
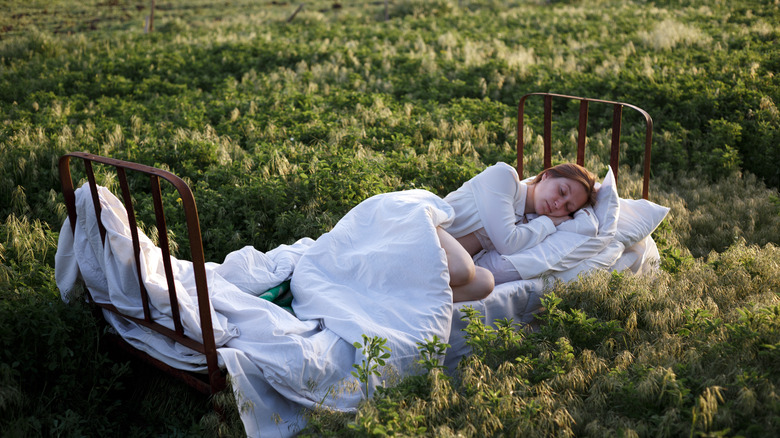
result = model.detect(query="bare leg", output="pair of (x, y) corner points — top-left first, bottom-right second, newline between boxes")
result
(436, 228), (495, 302)
(437, 227), (474, 286)
(455, 232), (483, 257)
(451, 267), (494, 302)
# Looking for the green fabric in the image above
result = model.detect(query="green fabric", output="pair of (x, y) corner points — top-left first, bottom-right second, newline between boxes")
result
(258, 280), (294, 315)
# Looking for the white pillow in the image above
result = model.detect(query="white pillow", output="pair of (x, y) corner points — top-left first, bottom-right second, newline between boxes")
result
(501, 229), (592, 280)
(555, 206), (598, 236)
(593, 166), (619, 237)
(610, 247), (640, 273)
(551, 238), (625, 283)
(615, 198), (670, 248)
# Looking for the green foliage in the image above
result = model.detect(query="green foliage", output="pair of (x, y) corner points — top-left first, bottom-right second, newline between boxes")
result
(351, 334), (392, 400)
(536, 290), (626, 352)
(0, 286), (130, 436)
(654, 220), (696, 274)
(416, 335), (451, 374)
(653, 171), (780, 259)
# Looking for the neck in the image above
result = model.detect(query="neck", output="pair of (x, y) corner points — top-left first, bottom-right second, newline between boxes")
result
(525, 183), (535, 214)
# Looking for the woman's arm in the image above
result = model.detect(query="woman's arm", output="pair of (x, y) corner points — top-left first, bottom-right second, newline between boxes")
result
(471, 163), (557, 255)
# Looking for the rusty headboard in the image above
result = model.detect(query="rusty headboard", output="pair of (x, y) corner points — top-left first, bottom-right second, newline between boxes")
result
(517, 92), (654, 199)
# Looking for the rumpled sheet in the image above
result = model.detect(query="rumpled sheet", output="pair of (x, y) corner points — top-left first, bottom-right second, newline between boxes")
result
(55, 184), (659, 437)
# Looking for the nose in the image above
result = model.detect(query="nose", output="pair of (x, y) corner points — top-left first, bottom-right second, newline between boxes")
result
(553, 196), (565, 213)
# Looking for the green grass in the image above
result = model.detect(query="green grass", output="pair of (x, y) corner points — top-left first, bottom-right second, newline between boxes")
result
(1, 0), (779, 436)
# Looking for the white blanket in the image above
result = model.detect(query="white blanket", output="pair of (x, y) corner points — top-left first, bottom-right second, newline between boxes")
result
(56, 186), (460, 437)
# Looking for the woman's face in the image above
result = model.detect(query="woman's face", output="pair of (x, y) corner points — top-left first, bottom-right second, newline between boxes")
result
(530, 174), (588, 217)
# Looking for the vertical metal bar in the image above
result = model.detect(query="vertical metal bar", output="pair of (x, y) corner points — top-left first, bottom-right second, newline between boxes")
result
(117, 167), (153, 322)
(643, 117), (653, 199)
(84, 160), (107, 245)
(516, 95), (528, 179)
(543, 95), (553, 169)
(147, 0), (155, 32)
(577, 100), (589, 166)
(610, 104), (623, 184)
(150, 175), (184, 336)
(179, 188), (223, 394)
(58, 155), (78, 234)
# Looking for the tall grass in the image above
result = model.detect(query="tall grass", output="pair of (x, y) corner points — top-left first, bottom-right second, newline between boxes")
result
(305, 241), (780, 437)
(1, 0), (779, 436)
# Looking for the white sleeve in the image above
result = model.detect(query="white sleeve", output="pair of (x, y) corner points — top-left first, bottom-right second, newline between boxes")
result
(470, 163), (556, 255)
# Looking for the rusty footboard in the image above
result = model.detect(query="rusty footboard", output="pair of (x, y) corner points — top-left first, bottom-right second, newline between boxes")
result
(59, 151), (226, 396)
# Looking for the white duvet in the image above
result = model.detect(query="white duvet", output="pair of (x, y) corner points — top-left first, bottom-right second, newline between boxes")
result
(55, 180), (664, 437)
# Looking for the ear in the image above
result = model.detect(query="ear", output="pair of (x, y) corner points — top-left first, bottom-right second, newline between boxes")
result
(541, 172), (549, 181)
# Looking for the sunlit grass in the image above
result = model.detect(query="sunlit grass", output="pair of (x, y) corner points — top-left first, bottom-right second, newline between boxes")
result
(639, 19), (713, 51)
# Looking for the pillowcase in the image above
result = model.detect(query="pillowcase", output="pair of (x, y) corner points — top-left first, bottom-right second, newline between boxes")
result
(593, 166), (620, 237)
(615, 198), (670, 248)
(551, 238), (625, 283)
(555, 206), (598, 236)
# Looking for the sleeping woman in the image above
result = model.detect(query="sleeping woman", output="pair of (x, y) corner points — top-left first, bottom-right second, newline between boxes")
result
(437, 162), (597, 302)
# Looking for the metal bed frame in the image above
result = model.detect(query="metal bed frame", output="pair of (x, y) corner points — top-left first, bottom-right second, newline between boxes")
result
(57, 92), (652, 399)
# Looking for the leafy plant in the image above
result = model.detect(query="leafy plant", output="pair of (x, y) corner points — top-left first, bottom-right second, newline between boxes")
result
(351, 334), (392, 400)
(416, 335), (450, 374)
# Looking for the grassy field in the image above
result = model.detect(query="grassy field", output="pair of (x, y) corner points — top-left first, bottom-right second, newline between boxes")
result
(1, 0), (779, 436)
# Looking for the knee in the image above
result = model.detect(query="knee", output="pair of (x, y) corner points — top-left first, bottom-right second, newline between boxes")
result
(449, 259), (476, 286)
(473, 267), (495, 300)
(451, 267), (495, 303)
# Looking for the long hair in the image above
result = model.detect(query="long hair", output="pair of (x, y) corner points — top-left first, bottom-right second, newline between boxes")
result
(531, 163), (598, 207)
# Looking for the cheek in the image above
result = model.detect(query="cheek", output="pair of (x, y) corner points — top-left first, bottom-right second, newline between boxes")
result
(573, 193), (588, 210)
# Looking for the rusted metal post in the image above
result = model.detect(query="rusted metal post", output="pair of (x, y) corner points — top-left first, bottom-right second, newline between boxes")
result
(288, 4), (304, 23)
(146, 0), (156, 33)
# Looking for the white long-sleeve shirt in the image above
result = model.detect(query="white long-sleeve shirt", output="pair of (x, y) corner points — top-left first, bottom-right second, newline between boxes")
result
(442, 162), (556, 255)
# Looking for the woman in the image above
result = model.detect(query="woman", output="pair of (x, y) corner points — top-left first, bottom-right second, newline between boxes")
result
(438, 162), (597, 302)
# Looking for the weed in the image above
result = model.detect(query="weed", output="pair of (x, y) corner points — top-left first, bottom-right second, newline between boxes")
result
(351, 334), (392, 400)
(416, 335), (451, 374)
